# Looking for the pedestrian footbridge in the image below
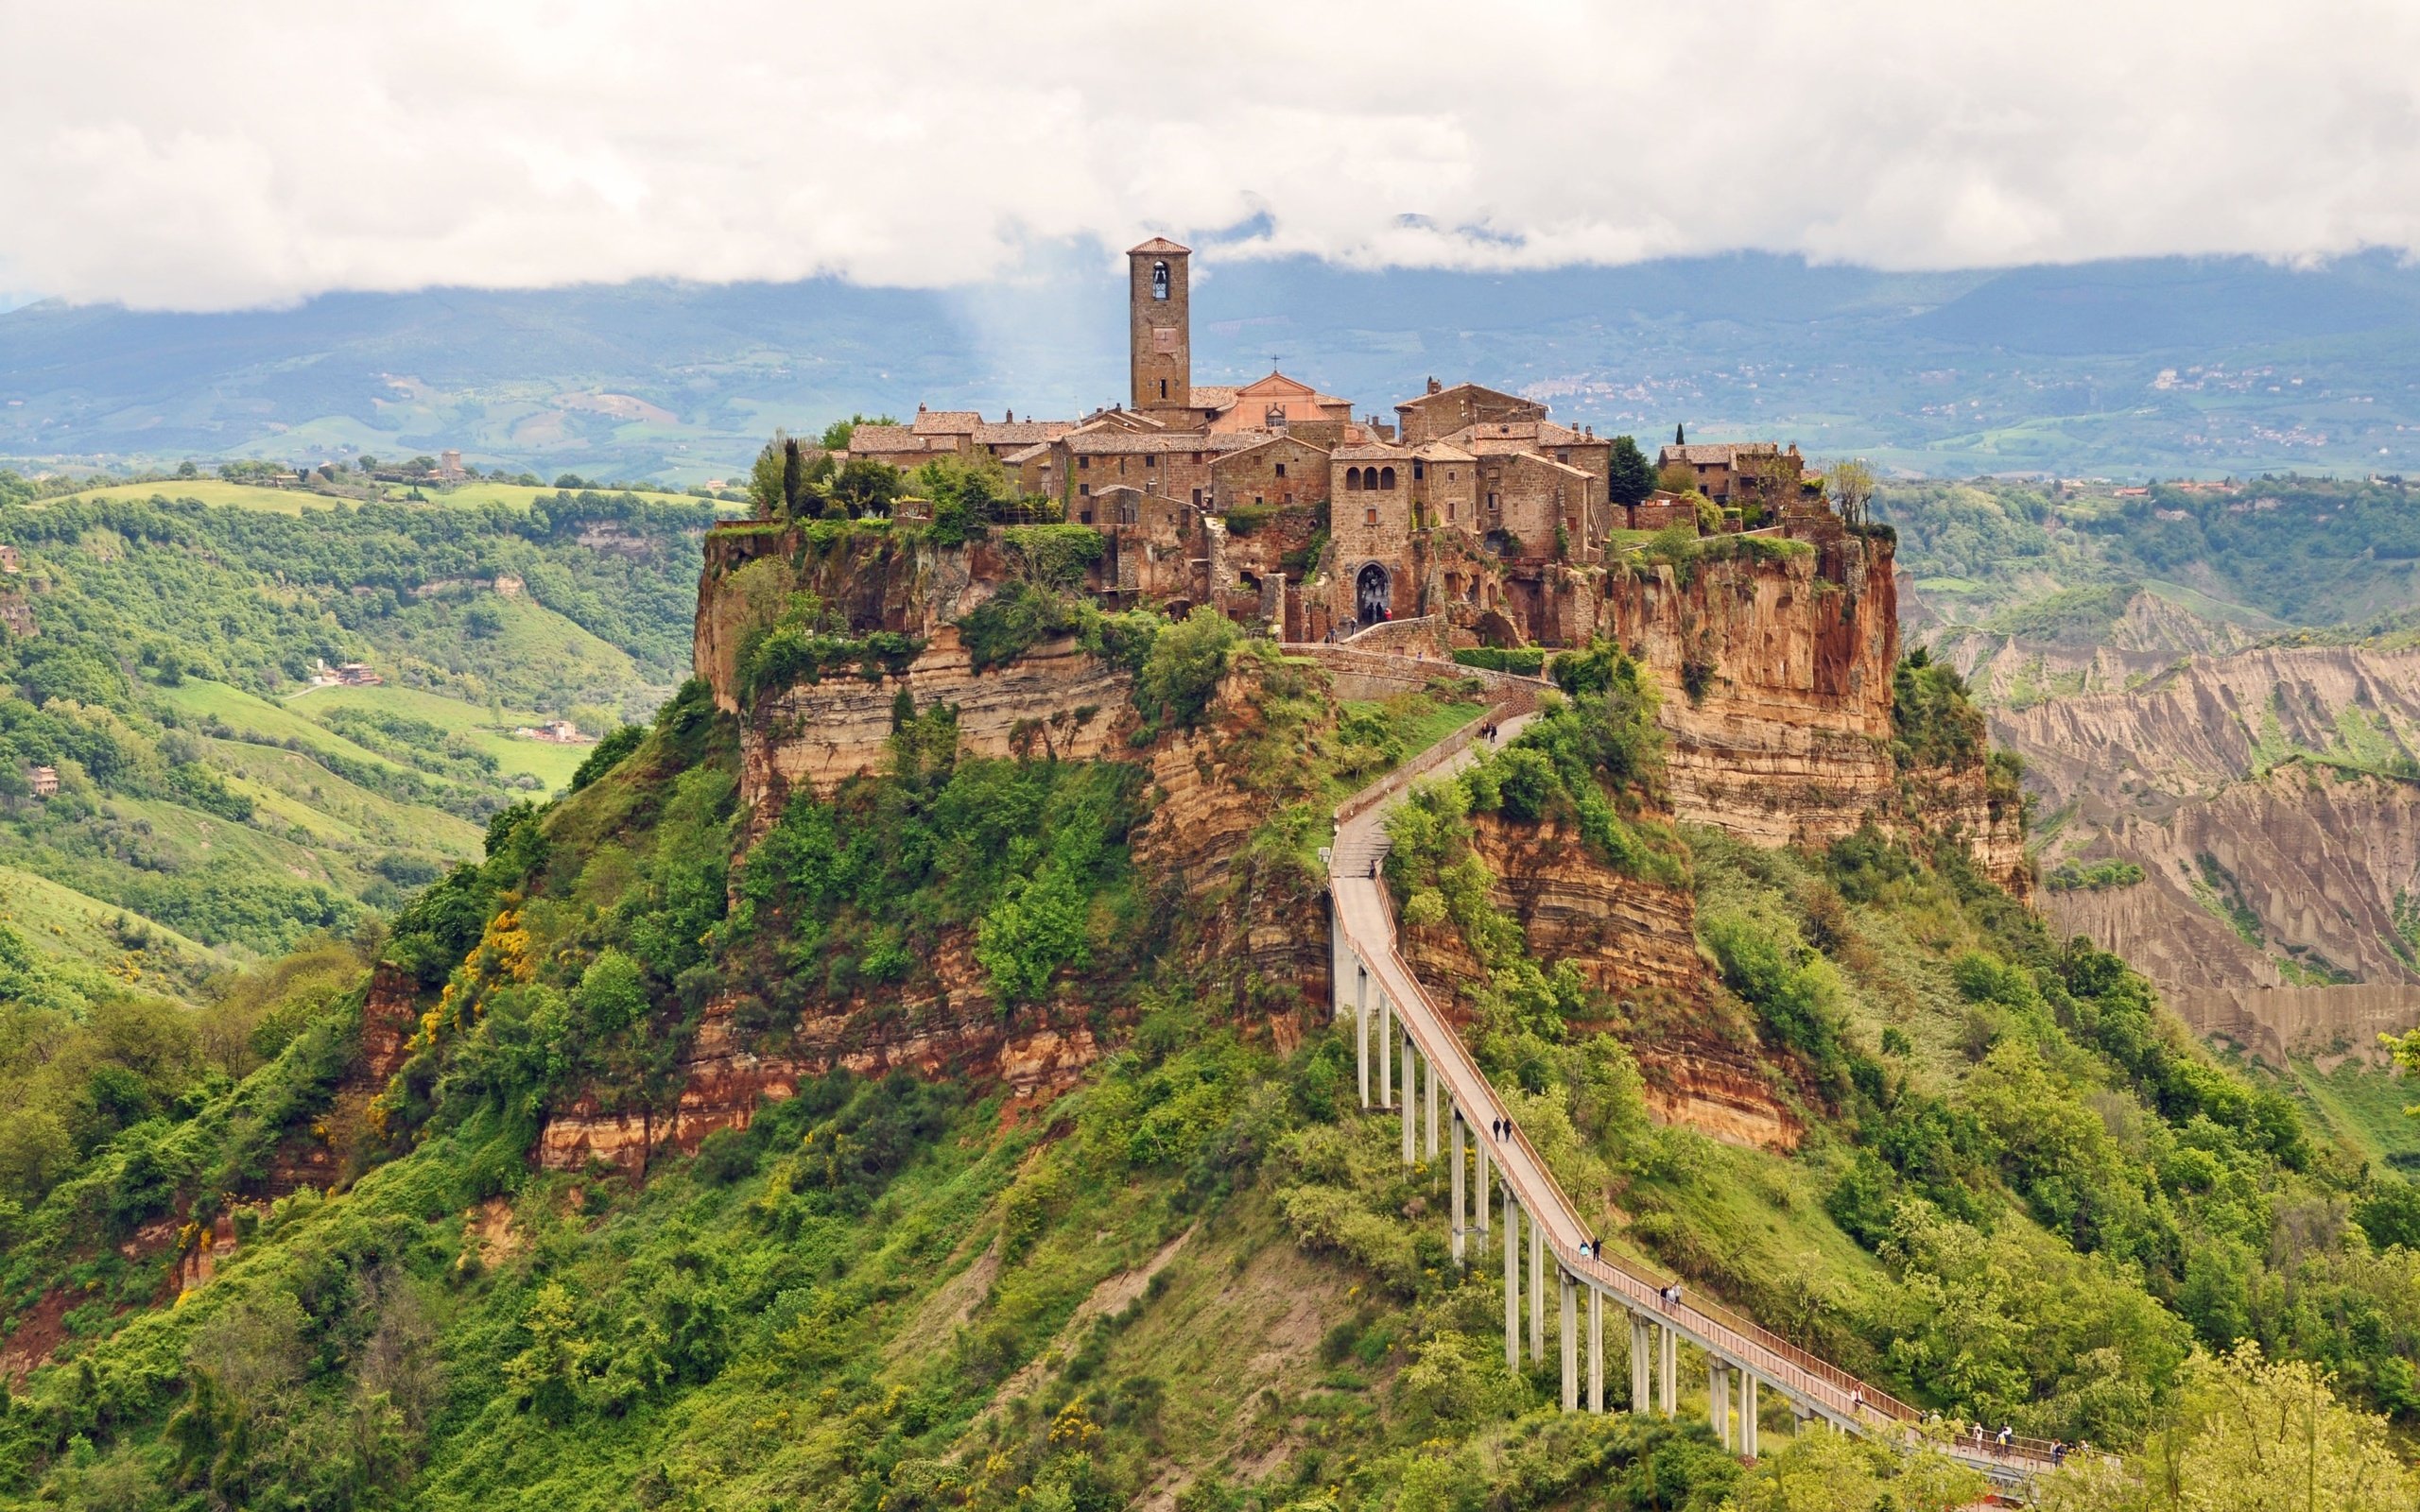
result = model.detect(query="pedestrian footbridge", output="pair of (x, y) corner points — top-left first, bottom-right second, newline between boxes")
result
(1321, 686), (2069, 1495)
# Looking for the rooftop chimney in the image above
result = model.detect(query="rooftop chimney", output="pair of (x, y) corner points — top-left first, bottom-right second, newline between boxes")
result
(1426, 376), (1442, 395)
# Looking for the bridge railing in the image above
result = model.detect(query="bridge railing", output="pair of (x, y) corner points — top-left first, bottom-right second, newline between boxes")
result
(1335, 712), (2069, 1476)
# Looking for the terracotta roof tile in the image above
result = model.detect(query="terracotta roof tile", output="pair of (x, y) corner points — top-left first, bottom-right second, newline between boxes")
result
(1065, 431), (1262, 455)
(911, 410), (984, 435)
(1129, 235), (1191, 255)
(974, 421), (1072, 445)
(1661, 441), (1780, 465)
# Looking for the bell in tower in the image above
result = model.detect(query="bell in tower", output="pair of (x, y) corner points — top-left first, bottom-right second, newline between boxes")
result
(1128, 237), (1191, 416)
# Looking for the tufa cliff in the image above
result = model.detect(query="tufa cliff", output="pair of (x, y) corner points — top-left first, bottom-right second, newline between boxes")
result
(518, 519), (2014, 1176)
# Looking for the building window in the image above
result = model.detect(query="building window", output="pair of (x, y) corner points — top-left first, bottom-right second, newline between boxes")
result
(1275, 461), (1287, 478)
(1448, 501), (1458, 522)
(1413, 459), (1425, 480)
(1365, 507), (1378, 525)
(1151, 260), (1169, 300)
(1145, 454), (1156, 468)
(1080, 510), (1093, 524)
(1379, 466), (1395, 490)
(1078, 455), (1090, 470)
(1191, 451), (1202, 463)
(1284, 490), (1294, 505)
(1488, 491), (1499, 511)
(1080, 483), (1091, 496)
(1191, 488), (1201, 506)
(1158, 378), (1167, 399)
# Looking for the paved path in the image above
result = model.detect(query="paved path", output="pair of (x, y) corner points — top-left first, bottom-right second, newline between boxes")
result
(1325, 695), (2062, 1490)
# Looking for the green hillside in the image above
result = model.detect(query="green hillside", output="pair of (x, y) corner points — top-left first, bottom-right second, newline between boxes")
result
(1886, 473), (2420, 640)
(43, 480), (717, 518)
(0, 626), (2411, 1509)
(0, 489), (707, 980)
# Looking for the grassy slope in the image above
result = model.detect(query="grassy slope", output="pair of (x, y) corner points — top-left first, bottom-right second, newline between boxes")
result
(287, 683), (592, 791)
(362, 593), (651, 716)
(0, 860), (226, 970)
(2284, 1057), (2420, 1174)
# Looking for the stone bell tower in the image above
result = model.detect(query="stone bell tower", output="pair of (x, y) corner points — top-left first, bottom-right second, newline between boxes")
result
(1128, 236), (1191, 415)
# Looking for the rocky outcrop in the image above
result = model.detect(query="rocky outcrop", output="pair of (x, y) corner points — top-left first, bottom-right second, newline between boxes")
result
(1397, 815), (1801, 1152)
(1641, 1051), (1805, 1154)
(2177, 982), (2420, 1070)
(697, 524), (1142, 822)
(1447, 815), (1704, 1005)
(742, 627), (1134, 818)
(1601, 541), (1897, 850)
(359, 964), (422, 1086)
(536, 981), (1105, 1176)
(1997, 645), (2420, 817)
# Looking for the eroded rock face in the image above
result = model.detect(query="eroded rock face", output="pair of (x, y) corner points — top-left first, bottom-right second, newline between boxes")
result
(536, 982), (1104, 1177)
(1997, 646), (2420, 1058)
(1397, 816), (1801, 1152)
(1602, 542), (1897, 851)
(741, 628), (1134, 821)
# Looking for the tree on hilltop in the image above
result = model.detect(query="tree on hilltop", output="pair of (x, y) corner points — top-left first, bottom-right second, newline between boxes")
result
(1606, 435), (1655, 507)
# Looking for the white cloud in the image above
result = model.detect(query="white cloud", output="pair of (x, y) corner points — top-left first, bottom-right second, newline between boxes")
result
(2, 0), (2416, 310)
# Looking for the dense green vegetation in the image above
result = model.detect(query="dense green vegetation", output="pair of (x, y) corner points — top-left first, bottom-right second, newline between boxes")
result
(0, 490), (703, 980)
(1, 627), (2416, 1509)
(1884, 473), (2420, 637)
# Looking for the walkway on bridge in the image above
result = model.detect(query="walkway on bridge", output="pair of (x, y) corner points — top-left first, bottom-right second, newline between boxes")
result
(1320, 680), (2063, 1493)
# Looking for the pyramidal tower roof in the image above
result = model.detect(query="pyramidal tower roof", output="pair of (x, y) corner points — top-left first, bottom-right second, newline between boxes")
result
(1128, 236), (1191, 255)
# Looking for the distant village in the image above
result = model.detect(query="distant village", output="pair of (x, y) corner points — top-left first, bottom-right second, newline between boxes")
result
(812, 238), (1839, 646)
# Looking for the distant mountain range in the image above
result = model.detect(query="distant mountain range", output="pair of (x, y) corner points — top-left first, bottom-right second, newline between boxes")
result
(8, 249), (2420, 482)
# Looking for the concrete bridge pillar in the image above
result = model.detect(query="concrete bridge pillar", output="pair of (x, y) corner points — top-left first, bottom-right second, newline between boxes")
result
(1503, 1192), (1520, 1371)
(1475, 1139), (1491, 1249)
(1709, 1361), (1730, 1448)
(1400, 1040), (1416, 1165)
(1424, 1053), (1439, 1162)
(1449, 1109), (1465, 1267)
(1560, 1272), (1578, 1412)
(1659, 1325), (1676, 1418)
(1528, 1210), (1545, 1363)
(1354, 964), (1369, 1108)
(1629, 1315), (1650, 1413)
(1377, 992), (1392, 1108)
(1740, 1372), (1759, 1460)
(1586, 1287), (1603, 1413)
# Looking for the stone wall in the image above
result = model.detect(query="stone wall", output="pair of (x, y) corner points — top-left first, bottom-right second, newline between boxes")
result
(1211, 435), (1329, 509)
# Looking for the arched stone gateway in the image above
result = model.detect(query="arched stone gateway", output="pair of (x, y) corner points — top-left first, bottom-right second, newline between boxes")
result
(1355, 562), (1392, 624)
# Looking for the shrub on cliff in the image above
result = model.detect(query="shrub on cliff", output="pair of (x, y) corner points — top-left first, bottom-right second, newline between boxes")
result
(959, 580), (1078, 672)
(1891, 648), (1985, 769)
(1134, 607), (1242, 730)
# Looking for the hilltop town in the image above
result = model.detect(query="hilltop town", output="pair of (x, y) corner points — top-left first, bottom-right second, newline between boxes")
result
(821, 238), (1833, 649)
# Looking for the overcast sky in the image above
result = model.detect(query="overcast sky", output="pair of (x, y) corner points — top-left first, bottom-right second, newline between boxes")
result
(3, 1), (2416, 312)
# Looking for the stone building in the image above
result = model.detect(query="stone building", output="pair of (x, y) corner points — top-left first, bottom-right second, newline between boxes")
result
(851, 235), (1824, 647)
(1395, 380), (1547, 446)
(1658, 440), (1807, 505)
